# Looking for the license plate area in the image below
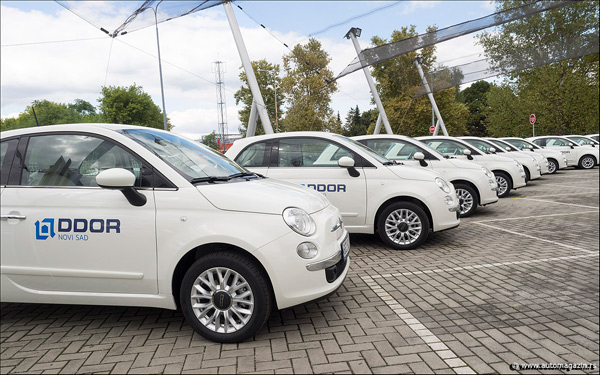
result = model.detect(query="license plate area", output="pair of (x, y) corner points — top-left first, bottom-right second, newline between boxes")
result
(341, 234), (350, 260)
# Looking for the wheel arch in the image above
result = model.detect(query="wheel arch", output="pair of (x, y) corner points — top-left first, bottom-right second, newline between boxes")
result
(451, 179), (480, 205)
(579, 154), (597, 167)
(171, 243), (276, 310)
(491, 169), (513, 186)
(374, 196), (433, 232)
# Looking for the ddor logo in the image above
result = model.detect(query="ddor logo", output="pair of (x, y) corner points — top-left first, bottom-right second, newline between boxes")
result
(34, 218), (121, 240)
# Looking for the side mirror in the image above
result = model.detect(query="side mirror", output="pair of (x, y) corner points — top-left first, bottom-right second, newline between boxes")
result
(505, 147), (511, 151)
(463, 149), (473, 160)
(569, 142), (574, 149)
(413, 152), (428, 167)
(96, 168), (147, 207)
(489, 147), (496, 153)
(338, 156), (360, 177)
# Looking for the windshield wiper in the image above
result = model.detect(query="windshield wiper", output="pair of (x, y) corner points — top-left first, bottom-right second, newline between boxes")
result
(383, 160), (402, 165)
(228, 172), (260, 179)
(191, 176), (232, 184)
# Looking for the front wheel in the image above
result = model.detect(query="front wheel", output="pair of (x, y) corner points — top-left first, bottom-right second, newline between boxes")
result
(180, 252), (271, 343)
(454, 183), (478, 217)
(494, 171), (513, 198)
(578, 155), (596, 169)
(547, 159), (558, 174)
(377, 201), (430, 250)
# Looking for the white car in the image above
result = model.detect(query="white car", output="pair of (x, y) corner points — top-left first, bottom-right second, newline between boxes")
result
(527, 136), (599, 169)
(485, 138), (550, 175)
(459, 136), (542, 182)
(500, 137), (568, 174)
(1, 124), (350, 343)
(587, 134), (599, 142)
(226, 132), (461, 251)
(352, 135), (498, 217)
(565, 135), (599, 148)
(417, 136), (527, 198)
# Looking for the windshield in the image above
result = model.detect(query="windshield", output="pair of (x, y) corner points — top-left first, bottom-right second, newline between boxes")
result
(462, 138), (504, 154)
(333, 134), (392, 164)
(567, 136), (598, 146)
(421, 139), (479, 156)
(121, 128), (246, 181)
(361, 138), (446, 160)
(488, 139), (518, 152)
(503, 138), (540, 150)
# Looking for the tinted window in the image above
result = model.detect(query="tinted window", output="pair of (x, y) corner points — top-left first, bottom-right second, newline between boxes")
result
(277, 138), (356, 167)
(463, 139), (502, 153)
(532, 139), (545, 147)
(546, 138), (572, 147)
(424, 140), (476, 156)
(21, 134), (146, 187)
(235, 142), (270, 167)
(1, 139), (18, 185)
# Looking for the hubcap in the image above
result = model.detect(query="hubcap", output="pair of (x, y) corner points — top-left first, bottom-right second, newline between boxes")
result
(190, 267), (254, 334)
(496, 176), (508, 196)
(548, 161), (556, 173)
(456, 188), (474, 215)
(582, 157), (594, 169)
(385, 208), (422, 245)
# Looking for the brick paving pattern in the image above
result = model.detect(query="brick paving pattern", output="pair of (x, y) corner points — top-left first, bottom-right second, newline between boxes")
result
(1, 168), (599, 374)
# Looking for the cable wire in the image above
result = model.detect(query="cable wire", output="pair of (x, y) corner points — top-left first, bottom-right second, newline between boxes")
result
(1, 37), (106, 47)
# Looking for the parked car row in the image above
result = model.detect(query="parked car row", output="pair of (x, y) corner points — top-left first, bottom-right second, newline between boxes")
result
(1, 124), (597, 343)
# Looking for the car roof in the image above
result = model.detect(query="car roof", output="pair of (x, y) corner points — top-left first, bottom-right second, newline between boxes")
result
(231, 131), (348, 146)
(352, 134), (413, 141)
(1, 123), (168, 137)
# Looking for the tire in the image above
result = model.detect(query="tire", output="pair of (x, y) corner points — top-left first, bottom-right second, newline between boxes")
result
(180, 252), (271, 343)
(454, 183), (478, 218)
(547, 158), (558, 174)
(523, 167), (530, 183)
(377, 201), (430, 250)
(578, 155), (596, 169)
(494, 171), (513, 198)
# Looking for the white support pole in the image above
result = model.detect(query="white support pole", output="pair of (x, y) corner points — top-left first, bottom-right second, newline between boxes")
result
(345, 27), (393, 135)
(223, 1), (273, 135)
(414, 57), (448, 136)
(374, 113), (382, 135)
(247, 101), (258, 137)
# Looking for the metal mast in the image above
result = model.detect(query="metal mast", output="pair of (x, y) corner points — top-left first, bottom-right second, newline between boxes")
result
(213, 60), (228, 148)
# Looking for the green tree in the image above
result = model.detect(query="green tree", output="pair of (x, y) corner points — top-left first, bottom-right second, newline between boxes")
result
(478, 0), (599, 135)
(98, 84), (172, 130)
(458, 80), (492, 136)
(281, 38), (339, 132)
(370, 26), (468, 136)
(201, 131), (220, 150)
(234, 60), (283, 136)
(1, 99), (99, 131)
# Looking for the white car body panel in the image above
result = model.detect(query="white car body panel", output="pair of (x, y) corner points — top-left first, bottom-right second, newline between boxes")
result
(226, 132), (460, 236)
(527, 136), (599, 167)
(500, 138), (568, 170)
(416, 136), (527, 190)
(1, 124), (348, 313)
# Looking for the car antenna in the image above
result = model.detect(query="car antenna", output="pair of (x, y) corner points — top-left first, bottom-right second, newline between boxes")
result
(32, 105), (40, 127)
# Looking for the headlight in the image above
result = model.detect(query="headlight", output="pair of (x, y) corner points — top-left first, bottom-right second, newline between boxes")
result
(435, 177), (451, 194)
(481, 167), (494, 179)
(283, 207), (316, 236)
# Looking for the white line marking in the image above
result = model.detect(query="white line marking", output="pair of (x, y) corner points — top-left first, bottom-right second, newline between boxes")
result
(542, 183), (599, 190)
(372, 253), (598, 279)
(525, 192), (599, 198)
(517, 198), (599, 209)
(474, 210), (599, 223)
(474, 222), (596, 254)
(361, 275), (474, 373)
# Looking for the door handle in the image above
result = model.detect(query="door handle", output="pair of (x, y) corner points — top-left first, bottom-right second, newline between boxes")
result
(1, 215), (27, 221)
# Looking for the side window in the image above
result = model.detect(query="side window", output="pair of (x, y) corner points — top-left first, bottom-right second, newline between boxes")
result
(1, 139), (18, 185)
(21, 134), (147, 187)
(547, 138), (568, 147)
(363, 140), (394, 157)
(277, 138), (357, 167)
(235, 142), (270, 167)
(532, 139), (545, 147)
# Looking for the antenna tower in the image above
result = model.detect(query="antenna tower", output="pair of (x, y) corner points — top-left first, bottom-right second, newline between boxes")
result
(212, 60), (228, 148)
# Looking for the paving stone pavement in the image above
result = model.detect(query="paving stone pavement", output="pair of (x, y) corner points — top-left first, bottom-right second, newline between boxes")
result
(1, 168), (599, 374)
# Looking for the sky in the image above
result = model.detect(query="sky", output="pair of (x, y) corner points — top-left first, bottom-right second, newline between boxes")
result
(1, 1), (496, 140)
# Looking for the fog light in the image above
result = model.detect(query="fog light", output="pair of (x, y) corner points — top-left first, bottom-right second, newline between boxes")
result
(297, 242), (318, 259)
(444, 195), (454, 206)
(488, 179), (497, 187)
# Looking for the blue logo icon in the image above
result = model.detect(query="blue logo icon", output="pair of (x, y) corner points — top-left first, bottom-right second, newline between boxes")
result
(35, 218), (55, 240)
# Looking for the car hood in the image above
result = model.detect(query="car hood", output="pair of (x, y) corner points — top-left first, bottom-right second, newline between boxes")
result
(387, 164), (442, 181)
(196, 178), (329, 215)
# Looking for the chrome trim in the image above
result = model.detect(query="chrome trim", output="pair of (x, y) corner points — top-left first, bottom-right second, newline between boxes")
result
(306, 251), (343, 271)
(1, 215), (26, 220)
(331, 218), (342, 232)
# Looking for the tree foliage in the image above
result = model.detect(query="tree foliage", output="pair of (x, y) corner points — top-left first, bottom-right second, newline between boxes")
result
(280, 38), (340, 133)
(98, 84), (172, 130)
(201, 131), (220, 150)
(370, 26), (468, 136)
(457, 80), (492, 136)
(234, 60), (283, 136)
(343, 106), (377, 136)
(478, 0), (599, 136)
(1, 99), (99, 132)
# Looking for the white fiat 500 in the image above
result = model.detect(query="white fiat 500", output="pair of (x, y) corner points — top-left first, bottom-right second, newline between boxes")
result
(500, 137), (568, 174)
(226, 132), (460, 251)
(527, 135), (599, 169)
(352, 135), (498, 217)
(417, 136), (527, 198)
(0, 124), (350, 343)
(588, 134), (599, 142)
(485, 138), (550, 175)
(459, 136), (542, 182)
(565, 135), (599, 148)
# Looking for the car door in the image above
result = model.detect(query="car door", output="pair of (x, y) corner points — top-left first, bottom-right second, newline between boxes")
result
(536, 137), (578, 165)
(266, 137), (368, 227)
(0, 133), (158, 294)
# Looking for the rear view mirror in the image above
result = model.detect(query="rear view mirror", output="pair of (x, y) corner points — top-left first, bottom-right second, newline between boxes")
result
(463, 149), (473, 160)
(490, 147), (496, 153)
(338, 156), (360, 177)
(505, 147), (511, 151)
(96, 168), (146, 207)
(414, 152), (428, 167)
